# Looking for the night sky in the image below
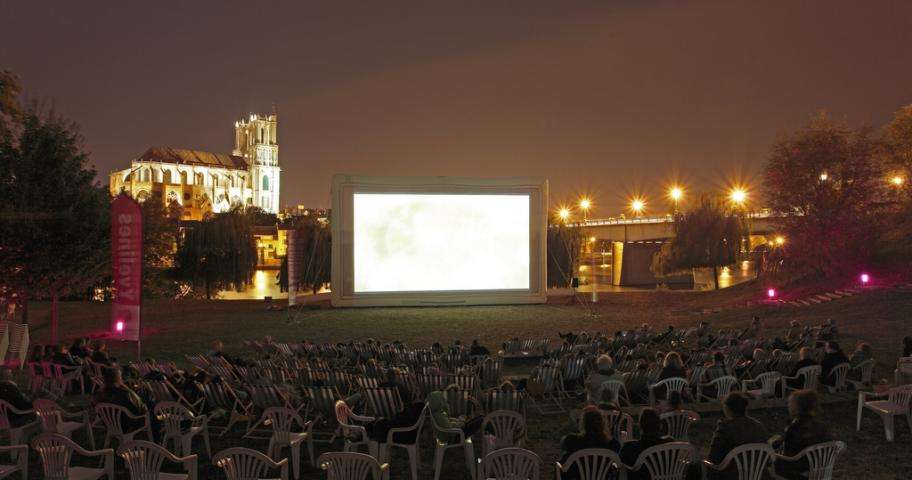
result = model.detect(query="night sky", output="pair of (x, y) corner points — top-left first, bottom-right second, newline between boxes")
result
(3, 1), (912, 215)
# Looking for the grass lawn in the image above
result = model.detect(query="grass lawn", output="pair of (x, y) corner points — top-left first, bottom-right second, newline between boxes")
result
(20, 284), (912, 479)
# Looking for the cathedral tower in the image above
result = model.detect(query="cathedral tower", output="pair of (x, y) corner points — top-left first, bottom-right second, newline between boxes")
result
(234, 113), (281, 213)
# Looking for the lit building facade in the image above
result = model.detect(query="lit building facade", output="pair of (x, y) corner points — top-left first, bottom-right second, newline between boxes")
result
(109, 113), (281, 220)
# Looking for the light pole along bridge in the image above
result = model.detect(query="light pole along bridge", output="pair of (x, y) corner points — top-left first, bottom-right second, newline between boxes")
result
(562, 211), (783, 289)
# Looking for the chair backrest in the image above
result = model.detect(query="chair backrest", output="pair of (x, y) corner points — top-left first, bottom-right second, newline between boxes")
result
(118, 440), (188, 479)
(597, 380), (626, 404)
(484, 388), (525, 415)
(318, 451), (385, 480)
(32, 432), (77, 478)
(632, 442), (694, 480)
(655, 377), (688, 394)
(557, 448), (622, 480)
(660, 411), (698, 441)
(263, 407), (303, 444)
(145, 380), (176, 404)
(754, 371), (782, 396)
(248, 384), (288, 410)
(214, 447), (288, 480)
(797, 366), (822, 390)
(532, 366), (562, 393)
(153, 402), (193, 437)
(898, 356), (912, 373)
(717, 443), (774, 480)
(827, 363), (848, 390)
(334, 400), (364, 440)
(33, 398), (66, 433)
(562, 358), (587, 381)
(363, 388), (403, 419)
(443, 387), (473, 417)
(480, 447), (541, 480)
(706, 376), (738, 400)
(854, 359), (875, 384)
(600, 410), (633, 442)
(794, 441), (846, 480)
(304, 386), (339, 420)
(888, 385), (912, 409)
(482, 410), (526, 450)
(480, 357), (503, 388)
(94, 403), (131, 436)
(199, 381), (240, 411)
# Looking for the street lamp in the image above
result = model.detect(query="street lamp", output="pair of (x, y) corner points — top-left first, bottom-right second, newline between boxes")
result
(579, 198), (591, 221)
(629, 197), (646, 217)
(890, 175), (905, 187)
(729, 187), (747, 206)
(774, 235), (785, 246)
(668, 186), (683, 213)
(819, 172), (829, 181)
(557, 207), (571, 223)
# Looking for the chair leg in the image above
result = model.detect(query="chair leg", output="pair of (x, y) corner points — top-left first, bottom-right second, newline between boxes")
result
(203, 430), (211, 459)
(856, 401), (864, 431)
(464, 442), (476, 480)
(433, 445), (445, 480)
(884, 414), (895, 442)
(291, 442), (301, 480)
(306, 437), (315, 466)
(407, 445), (419, 480)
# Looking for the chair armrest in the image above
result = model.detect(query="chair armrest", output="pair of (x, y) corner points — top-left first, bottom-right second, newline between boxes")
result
(122, 410), (149, 420)
(349, 412), (375, 423)
(0, 445), (28, 454)
(3, 405), (34, 416)
(859, 391), (886, 401)
(702, 459), (726, 471)
(75, 445), (115, 458)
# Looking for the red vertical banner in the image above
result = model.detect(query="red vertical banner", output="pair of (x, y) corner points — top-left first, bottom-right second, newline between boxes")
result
(111, 193), (142, 341)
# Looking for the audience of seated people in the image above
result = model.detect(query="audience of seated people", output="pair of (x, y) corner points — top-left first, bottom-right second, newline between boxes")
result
(1, 316), (889, 480)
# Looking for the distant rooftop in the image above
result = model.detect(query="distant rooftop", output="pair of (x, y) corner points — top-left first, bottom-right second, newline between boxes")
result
(136, 146), (248, 170)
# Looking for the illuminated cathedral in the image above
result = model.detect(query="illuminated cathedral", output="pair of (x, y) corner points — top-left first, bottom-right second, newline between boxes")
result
(109, 113), (281, 220)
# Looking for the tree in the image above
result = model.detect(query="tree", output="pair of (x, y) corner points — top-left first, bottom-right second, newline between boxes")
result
(547, 223), (583, 288)
(173, 206), (257, 299)
(875, 105), (912, 264)
(763, 112), (884, 279)
(652, 195), (748, 289)
(139, 195), (182, 298)
(279, 214), (331, 295)
(0, 100), (110, 326)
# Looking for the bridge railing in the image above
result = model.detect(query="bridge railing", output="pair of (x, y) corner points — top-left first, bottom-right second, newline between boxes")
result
(559, 209), (780, 228)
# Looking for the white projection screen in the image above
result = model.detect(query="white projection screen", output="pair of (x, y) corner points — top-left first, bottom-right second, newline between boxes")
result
(331, 175), (548, 307)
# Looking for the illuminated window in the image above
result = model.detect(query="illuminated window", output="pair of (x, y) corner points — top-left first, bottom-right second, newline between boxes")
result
(262, 175), (269, 191)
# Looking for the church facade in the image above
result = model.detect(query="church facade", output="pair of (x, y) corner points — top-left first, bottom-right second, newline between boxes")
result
(109, 113), (281, 220)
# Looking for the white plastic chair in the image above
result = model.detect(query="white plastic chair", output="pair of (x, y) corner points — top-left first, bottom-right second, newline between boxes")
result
(769, 441), (845, 480)
(856, 385), (912, 441)
(782, 366), (821, 397)
(823, 363), (850, 393)
(318, 451), (388, 480)
(846, 359), (875, 391)
(0, 445), (27, 479)
(477, 447), (540, 480)
(648, 377), (688, 407)
(741, 372), (781, 399)
(214, 447), (289, 480)
(334, 400), (379, 458)
(32, 432), (114, 480)
(378, 405), (427, 480)
(481, 410), (525, 457)
(597, 380), (630, 406)
(154, 401), (212, 458)
(0, 399), (39, 450)
(625, 441), (695, 480)
(429, 405), (476, 480)
(698, 375), (739, 403)
(702, 443), (773, 480)
(660, 410), (699, 441)
(554, 448), (622, 480)
(600, 410), (634, 443)
(261, 406), (310, 480)
(94, 403), (152, 448)
(118, 440), (198, 480)
(894, 356), (912, 385)
(34, 398), (95, 449)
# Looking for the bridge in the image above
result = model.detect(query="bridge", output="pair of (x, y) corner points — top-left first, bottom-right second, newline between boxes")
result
(563, 211), (783, 289)
(565, 210), (781, 242)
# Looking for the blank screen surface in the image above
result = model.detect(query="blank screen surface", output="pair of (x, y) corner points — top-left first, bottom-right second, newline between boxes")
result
(353, 193), (530, 293)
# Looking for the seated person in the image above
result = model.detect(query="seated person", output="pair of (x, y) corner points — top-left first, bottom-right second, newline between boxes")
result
(624, 361), (652, 404)
(819, 341), (849, 387)
(586, 354), (624, 402)
(469, 339), (490, 356)
(90, 341), (115, 366)
(705, 392), (769, 480)
(658, 390), (684, 414)
(92, 366), (149, 432)
(0, 368), (36, 427)
(559, 406), (620, 479)
(785, 348), (817, 389)
(772, 390), (832, 480)
(427, 390), (483, 443)
(619, 408), (673, 480)
(69, 337), (91, 359)
(658, 352), (687, 381)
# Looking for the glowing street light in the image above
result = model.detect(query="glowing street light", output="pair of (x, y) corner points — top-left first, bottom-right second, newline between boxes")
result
(890, 175), (905, 187)
(819, 172), (829, 181)
(629, 197), (646, 216)
(767, 288), (777, 299)
(557, 207), (571, 222)
(669, 186), (683, 201)
(860, 273), (870, 285)
(774, 235), (786, 246)
(729, 187), (747, 206)
(579, 198), (592, 211)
